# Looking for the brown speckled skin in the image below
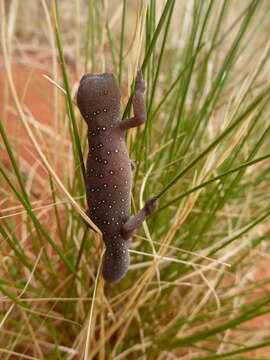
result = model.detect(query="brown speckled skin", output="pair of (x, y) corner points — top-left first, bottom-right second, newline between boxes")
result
(77, 72), (157, 283)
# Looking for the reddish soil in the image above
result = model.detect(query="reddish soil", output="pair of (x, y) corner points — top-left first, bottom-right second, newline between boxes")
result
(0, 60), (78, 198)
(1, 62), (54, 175)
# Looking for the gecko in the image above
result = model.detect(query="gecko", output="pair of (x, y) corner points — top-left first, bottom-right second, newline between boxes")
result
(76, 70), (157, 283)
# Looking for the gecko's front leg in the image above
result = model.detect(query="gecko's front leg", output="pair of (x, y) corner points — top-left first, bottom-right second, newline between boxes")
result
(118, 70), (147, 131)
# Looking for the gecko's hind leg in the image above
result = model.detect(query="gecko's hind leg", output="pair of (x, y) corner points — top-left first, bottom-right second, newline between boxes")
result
(121, 196), (158, 240)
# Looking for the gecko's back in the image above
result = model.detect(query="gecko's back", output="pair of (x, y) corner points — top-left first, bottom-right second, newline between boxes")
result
(77, 73), (132, 282)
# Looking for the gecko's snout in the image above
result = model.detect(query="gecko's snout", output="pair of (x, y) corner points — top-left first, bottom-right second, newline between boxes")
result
(79, 73), (114, 85)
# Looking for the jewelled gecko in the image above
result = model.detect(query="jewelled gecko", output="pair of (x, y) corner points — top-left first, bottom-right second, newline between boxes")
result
(77, 70), (157, 283)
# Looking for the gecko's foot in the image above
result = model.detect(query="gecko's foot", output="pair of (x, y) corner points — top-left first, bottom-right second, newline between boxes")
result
(145, 196), (158, 216)
(130, 159), (137, 170)
(135, 70), (146, 93)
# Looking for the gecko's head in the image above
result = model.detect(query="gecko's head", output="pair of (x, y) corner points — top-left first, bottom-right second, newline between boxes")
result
(76, 73), (121, 124)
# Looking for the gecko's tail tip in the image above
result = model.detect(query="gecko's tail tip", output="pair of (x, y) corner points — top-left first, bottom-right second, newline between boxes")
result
(102, 247), (130, 284)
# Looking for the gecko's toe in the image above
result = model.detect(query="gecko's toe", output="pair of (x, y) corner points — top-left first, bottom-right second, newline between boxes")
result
(135, 70), (146, 93)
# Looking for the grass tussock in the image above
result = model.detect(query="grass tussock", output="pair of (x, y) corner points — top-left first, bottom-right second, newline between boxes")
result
(1, 0), (270, 359)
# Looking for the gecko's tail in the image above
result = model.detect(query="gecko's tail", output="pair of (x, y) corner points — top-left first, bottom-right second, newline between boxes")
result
(102, 241), (130, 283)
